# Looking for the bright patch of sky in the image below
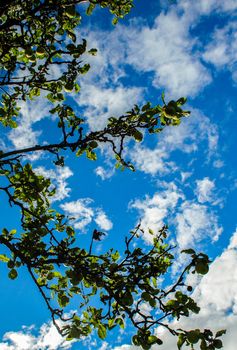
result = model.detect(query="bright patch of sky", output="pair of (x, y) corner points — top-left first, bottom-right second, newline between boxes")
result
(0, 0), (237, 349)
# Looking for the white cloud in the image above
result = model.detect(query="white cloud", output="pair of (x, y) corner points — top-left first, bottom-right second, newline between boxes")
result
(95, 166), (115, 180)
(130, 182), (183, 243)
(125, 11), (211, 97)
(159, 109), (219, 156)
(175, 201), (222, 249)
(130, 145), (173, 176)
(113, 346), (137, 350)
(60, 198), (94, 231)
(0, 321), (74, 350)
(98, 342), (109, 350)
(76, 84), (143, 131)
(95, 210), (113, 231)
(130, 109), (219, 177)
(195, 177), (215, 203)
(87, 10), (212, 99)
(74, 4), (221, 134)
(213, 159), (224, 168)
(228, 228), (237, 249)
(8, 98), (50, 150)
(193, 248), (237, 314)
(203, 22), (237, 82)
(130, 176), (222, 249)
(181, 171), (192, 182)
(60, 198), (113, 232)
(35, 166), (73, 202)
(179, 0), (237, 17)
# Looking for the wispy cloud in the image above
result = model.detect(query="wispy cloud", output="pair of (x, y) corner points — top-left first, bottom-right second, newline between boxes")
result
(8, 98), (50, 150)
(180, 0), (237, 17)
(60, 198), (113, 232)
(130, 177), (222, 250)
(35, 166), (73, 202)
(130, 182), (184, 243)
(129, 109), (219, 177)
(125, 12), (211, 97)
(203, 22), (237, 82)
(76, 84), (143, 131)
(195, 177), (216, 204)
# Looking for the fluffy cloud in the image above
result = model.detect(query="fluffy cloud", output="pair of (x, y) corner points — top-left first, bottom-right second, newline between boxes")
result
(8, 98), (50, 150)
(35, 166), (73, 202)
(76, 84), (143, 131)
(203, 22), (237, 82)
(94, 209), (113, 231)
(94, 166), (115, 180)
(159, 110), (219, 155)
(130, 182), (184, 243)
(175, 201), (222, 249)
(129, 109), (219, 177)
(129, 145), (173, 176)
(125, 12), (211, 97)
(131, 176), (222, 249)
(60, 198), (113, 232)
(195, 177), (215, 203)
(180, 0), (237, 17)
(0, 321), (74, 350)
(228, 228), (237, 249)
(80, 9), (211, 100)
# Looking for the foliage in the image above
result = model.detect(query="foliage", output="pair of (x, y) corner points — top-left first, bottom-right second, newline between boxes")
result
(0, 1), (224, 349)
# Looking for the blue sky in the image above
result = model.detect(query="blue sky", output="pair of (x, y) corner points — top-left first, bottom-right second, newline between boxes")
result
(0, 0), (237, 349)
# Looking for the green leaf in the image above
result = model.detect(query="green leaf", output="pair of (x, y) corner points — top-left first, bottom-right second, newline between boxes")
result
(98, 324), (107, 339)
(65, 5), (76, 18)
(112, 17), (118, 25)
(215, 330), (226, 338)
(64, 82), (74, 92)
(36, 47), (46, 57)
(187, 330), (200, 344)
(58, 294), (70, 307)
(86, 150), (97, 161)
(147, 335), (158, 344)
(177, 334), (185, 350)
(195, 261), (209, 275)
(132, 335), (140, 346)
(0, 254), (9, 263)
(148, 298), (156, 307)
(141, 292), (151, 302)
(67, 31), (76, 43)
(213, 339), (223, 349)
(89, 141), (98, 149)
(8, 269), (18, 280)
(116, 317), (125, 329)
(88, 48), (97, 56)
(200, 339), (207, 350)
(86, 3), (95, 15)
(161, 92), (166, 104)
(108, 319), (115, 329)
(181, 249), (195, 255)
(68, 326), (82, 339)
(133, 130), (143, 142)
(176, 97), (187, 106)
(122, 292), (133, 306)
